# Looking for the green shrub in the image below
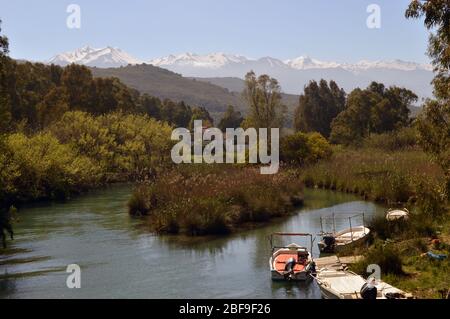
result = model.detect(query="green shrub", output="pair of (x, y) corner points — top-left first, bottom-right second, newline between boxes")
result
(354, 243), (405, 276)
(2, 132), (100, 203)
(280, 132), (332, 165)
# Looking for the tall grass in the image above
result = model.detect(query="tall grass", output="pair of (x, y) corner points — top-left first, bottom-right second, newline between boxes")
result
(302, 147), (445, 207)
(128, 165), (304, 235)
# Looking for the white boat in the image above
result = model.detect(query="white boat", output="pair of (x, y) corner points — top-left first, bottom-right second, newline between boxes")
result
(269, 233), (315, 281)
(386, 208), (409, 221)
(315, 268), (412, 299)
(318, 226), (370, 253)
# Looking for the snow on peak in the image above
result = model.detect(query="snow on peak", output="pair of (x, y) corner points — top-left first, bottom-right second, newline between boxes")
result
(48, 46), (142, 68)
(285, 56), (341, 70)
(150, 52), (250, 68)
(348, 59), (433, 71)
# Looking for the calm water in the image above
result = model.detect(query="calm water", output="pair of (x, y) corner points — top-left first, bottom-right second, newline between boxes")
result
(0, 185), (385, 299)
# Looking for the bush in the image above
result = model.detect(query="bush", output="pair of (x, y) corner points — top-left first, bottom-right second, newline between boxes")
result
(50, 111), (173, 178)
(280, 132), (332, 165)
(2, 132), (100, 203)
(353, 243), (405, 276)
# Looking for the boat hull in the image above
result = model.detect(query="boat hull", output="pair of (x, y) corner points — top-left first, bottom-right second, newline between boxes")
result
(270, 265), (312, 281)
(318, 227), (370, 254)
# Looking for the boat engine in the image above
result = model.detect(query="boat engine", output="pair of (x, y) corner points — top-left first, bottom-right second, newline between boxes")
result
(360, 282), (377, 299)
(322, 236), (336, 252)
(284, 257), (296, 280)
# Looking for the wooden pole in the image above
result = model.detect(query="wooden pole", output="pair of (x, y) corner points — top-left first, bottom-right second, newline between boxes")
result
(349, 217), (353, 242)
(332, 212), (336, 234)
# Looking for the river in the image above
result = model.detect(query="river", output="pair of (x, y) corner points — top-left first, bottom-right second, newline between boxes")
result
(0, 185), (385, 299)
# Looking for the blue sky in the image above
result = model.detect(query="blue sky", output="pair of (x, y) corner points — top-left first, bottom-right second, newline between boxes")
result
(0, 0), (430, 63)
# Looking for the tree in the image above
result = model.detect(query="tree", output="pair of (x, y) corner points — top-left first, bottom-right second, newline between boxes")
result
(294, 79), (346, 137)
(0, 19), (7, 58)
(140, 94), (162, 120)
(36, 87), (69, 128)
(189, 106), (213, 129)
(61, 64), (94, 112)
(218, 105), (244, 131)
(243, 71), (285, 129)
(330, 82), (417, 144)
(406, 0), (450, 196)
(0, 20), (11, 132)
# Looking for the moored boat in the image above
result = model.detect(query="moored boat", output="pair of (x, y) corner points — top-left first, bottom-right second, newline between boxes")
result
(315, 268), (412, 299)
(318, 226), (370, 253)
(386, 208), (409, 221)
(269, 233), (315, 281)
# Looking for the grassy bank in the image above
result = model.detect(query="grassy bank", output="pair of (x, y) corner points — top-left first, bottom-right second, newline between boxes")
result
(301, 146), (446, 207)
(304, 144), (449, 298)
(128, 165), (304, 235)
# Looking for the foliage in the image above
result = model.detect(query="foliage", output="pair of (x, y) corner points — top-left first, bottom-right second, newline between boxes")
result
(353, 243), (405, 276)
(49, 111), (173, 179)
(280, 132), (332, 165)
(330, 82), (417, 145)
(406, 0), (450, 197)
(301, 147), (446, 206)
(128, 166), (304, 235)
(243, 71), (286, 129)
(294, 79), (345, 137)
(0, 55), (210, 132)
(218, 105), (244, 131)
(188, 106), (214, 129)
(1, 132), (100, 204)
(363, 126), (419, 151)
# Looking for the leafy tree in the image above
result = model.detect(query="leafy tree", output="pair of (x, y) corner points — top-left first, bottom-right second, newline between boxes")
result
(294, 79), (346, 137)
(330, 82), (417, 144)
(243, 71), (285, 129)
(218, 105), (244, 131)
(160, 100), (192, 127)
(189, 106), (214, 129)
(140, 94), (162, 120)
(61, 64), (95, 112)
(36, 87), (69, 128)
(406, 0), (450, 196)
(0, 20), (12, 132)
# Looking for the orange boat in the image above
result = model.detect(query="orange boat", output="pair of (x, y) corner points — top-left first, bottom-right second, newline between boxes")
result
(269, 233), (315, 281)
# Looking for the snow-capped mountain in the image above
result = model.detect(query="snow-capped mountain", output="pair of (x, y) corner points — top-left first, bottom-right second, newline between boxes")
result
(150, 52), (432, 72)
(285, 56), (341, 70)
(46, 47), (434, 97)
(150, 52), (248, 69)
(346, 59), (433, 72)
(49, 46), (142, 68)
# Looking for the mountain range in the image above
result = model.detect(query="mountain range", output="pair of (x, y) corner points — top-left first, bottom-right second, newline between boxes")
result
(48, 46), (434, 98)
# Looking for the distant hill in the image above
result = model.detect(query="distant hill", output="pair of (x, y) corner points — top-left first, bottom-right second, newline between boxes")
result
(91, 64), (246, 120)
(91, 64), (299, 125)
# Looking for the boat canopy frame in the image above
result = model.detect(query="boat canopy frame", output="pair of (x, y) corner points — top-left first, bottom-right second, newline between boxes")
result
(269, 232), (314, 257)
(318, 212), (366, 237)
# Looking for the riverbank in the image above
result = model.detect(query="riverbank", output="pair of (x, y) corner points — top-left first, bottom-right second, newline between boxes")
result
(302, 145), (450, 299)
(128, 165), (304, 235)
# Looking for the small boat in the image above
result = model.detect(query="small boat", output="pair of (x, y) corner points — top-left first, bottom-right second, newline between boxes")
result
(269, 233), (315, 281)
(315, 268), (412, 299)
(318, 226), (370, 253)
(386, 208), (409, 221)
